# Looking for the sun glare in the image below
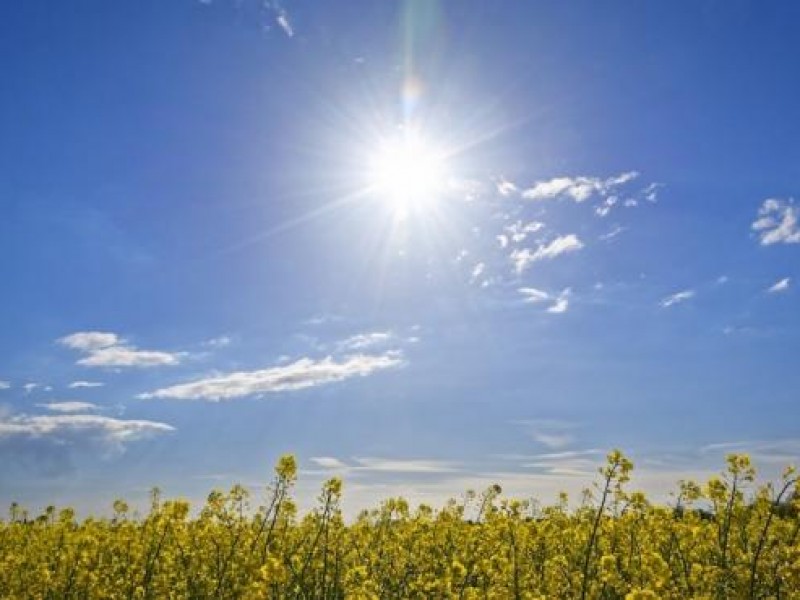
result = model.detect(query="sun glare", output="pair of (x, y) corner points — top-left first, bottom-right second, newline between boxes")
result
(367, 131), (447, 216)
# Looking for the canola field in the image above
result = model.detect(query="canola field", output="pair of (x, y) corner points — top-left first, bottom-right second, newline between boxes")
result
(1, 452), (798, 599)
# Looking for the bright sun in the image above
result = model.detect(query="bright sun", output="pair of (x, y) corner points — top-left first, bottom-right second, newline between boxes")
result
(367, 131), (447, 216)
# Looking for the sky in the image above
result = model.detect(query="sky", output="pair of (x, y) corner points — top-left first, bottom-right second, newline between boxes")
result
(1, 0), (799, 517)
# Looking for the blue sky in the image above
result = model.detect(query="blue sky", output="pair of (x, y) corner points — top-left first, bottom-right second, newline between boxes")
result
(1, 0), (799, 515)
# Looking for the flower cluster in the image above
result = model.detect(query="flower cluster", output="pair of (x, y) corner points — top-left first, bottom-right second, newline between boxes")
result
(1, 452), (798, 598)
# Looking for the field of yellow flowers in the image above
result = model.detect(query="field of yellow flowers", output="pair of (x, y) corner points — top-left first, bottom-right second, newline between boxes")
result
(1, 451), (798, 599)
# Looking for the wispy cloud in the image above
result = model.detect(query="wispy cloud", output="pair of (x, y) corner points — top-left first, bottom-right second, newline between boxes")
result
(276, 12), (293, 37)
(68, 381), (104, 389)
(336, 332), (395, 352)
(0, 381), (9, 391)
(36, 402), (101, 414)
(309, 456), (460, 475)
(296, 446), (755, 518)
(270, 1), (294, 37)
(518, 287), (570, 313)
(202, 335), (232, 348)
(599, 225), (626, 241)
(504, 220), (544, 243)
(700, 439), (800, 465)
(516, 419), (578, 450)
(140, 352), (404, 402)
(496, 178), (518, 197)
(595, 196), (618, 217)
(519, 449), (605, 476)
(0, 413), (173, 444)
(641, 182), (661, 203)
(518, 287), (550, 304)
(660, 289), (695, 308)
(547, 289), (571, 314)
(23, 383), (50, 394)
(767, 277), (790, 293)
(59, 331), (182, 368)
(752, 198), (800, 245)
(470, 262), (486, 284)
(309, 456), (349, 470)
(511, 234), (584, 273)
(353, 457), (460, 474)
(521, 172), (638, 202)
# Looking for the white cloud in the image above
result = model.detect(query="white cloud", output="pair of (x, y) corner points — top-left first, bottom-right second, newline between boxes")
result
(496, 179), (518, 197)
(353, 457), (460, 474)
(59, 331), (181, 368)
(276, 9), (293, 37)
(336, 332), (394, 352)
(660, 290), (695, 308)
(599, 225), (626, 241)
(595, 196), (618, 217)
(767, 277), (790, 293)
(59, 331), (120, 351)
(641, 182), (661, 203)
(470, 262), (485, 283)
(510, 249), (536, 274)
(520, 450), (605, 477)
(700, 439), (800, 465)
(0, 413), (173, 444)
(309, 456), (460, 474)
(78, 346), (181, 367)
(0, 381), (9, 391)
(533, 234), (584, 260)
(293, 444), (787, 519)
(752, 198), (800, 245)
(521, 172), (638, 202)
(497, 234), (508, 248)
(310, 456), (349, 469)
(202, 336), (232, 348)
(23, 383), (46, 394)
(530, 432), (573, 450)
(36, 402), (100, 414)
(0, 411), (174, 476)
(511, 234), (584, 273)
(518, 287), (550, 303)
(68, 381), (105, 389)
(547, 289), (571, 314)
(140, 352), (404, 402)
(518, 287), (570, 313)
(505, 220), (544, 243)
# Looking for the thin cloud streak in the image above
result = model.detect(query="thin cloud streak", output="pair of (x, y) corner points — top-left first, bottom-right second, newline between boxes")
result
(140, 352), (405, 401)
(68, 381), (105, 389)
(36, 402), (100, 414)
(660, 290), (695, 308)
(309, 456), (461, 475)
